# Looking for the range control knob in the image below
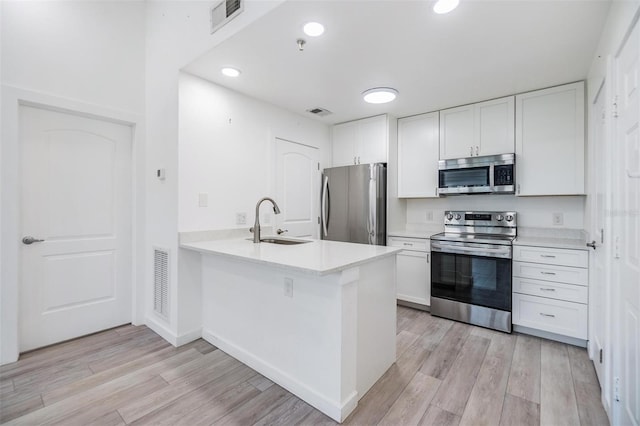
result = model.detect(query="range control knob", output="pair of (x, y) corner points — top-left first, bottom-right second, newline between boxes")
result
(496, 214), (504, 221)
(446, 213), (454, 220)
(505, 214), (514, 222)
(454, 213), (462, 220)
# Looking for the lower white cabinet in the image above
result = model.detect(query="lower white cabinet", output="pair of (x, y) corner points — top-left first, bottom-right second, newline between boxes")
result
(513, 245), (589, 340)
(388, 236), (430, 308)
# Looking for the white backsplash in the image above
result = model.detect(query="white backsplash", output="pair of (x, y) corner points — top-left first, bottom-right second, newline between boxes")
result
(405, 194), (586, 230)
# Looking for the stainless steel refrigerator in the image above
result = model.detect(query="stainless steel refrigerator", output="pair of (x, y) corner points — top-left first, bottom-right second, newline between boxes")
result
(321, 163), (386, 245)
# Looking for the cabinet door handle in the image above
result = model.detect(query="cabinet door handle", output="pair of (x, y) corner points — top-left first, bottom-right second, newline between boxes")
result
(540, 287), (556, 292)
(353, 156), (357, 164)
(470, 146), (473, 156)
(539, 313), (556, 318)
(540, 254), (556, 258)
(426, 253), (430, 263)
(517, 184), (521, 194)
(475, 146), (479, 156)
(540, 271), (556, 276)
(357, 156), (361, 164)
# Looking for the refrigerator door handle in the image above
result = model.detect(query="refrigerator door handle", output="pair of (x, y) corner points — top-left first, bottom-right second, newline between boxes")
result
(321, 175), (329, 237)
(368, 166), (376, 244)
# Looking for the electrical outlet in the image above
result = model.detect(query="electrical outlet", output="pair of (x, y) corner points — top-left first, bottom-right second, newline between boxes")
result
(198, 193), (208, 207)
(236, 212), (246, 225)
(284, 277), (293, 298)
(552, 212), (564, 226)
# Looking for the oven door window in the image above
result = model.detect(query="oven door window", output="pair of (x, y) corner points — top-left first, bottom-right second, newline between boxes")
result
(431, 251), (511, 311)
(439, 167), (490, 188)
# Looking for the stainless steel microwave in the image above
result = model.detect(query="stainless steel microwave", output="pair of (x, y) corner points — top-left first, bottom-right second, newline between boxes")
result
(438, 153), (515, 195)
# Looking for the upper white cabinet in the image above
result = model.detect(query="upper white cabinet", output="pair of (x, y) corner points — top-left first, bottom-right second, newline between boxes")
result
(397, 112), (440, 198)
(515, 82), (585, 196)
(332, 115), (388, 167)
(439, 96), (515, 160)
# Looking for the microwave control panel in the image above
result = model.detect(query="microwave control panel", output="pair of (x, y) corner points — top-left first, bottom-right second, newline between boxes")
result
(494, 165), (514, 186)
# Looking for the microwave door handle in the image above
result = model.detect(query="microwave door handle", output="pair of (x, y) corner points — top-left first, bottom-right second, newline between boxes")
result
(489, 163), (495, 190)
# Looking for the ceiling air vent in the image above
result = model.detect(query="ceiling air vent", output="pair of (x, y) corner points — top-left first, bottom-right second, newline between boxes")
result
(306, 107), (332, 117)
(210, 0), (243, 34)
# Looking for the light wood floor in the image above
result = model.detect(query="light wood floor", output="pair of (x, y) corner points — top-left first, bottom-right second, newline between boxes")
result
(0, 306), (608, 425)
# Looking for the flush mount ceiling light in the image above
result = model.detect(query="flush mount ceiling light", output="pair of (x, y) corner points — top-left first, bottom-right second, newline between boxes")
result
(362, 87), (398, 104)
(433, 0), (459, 14)
(303, 22), (325, 37)
(221, 67), (241, 77)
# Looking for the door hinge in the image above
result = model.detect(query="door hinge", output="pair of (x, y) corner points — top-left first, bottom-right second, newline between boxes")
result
(599, 348), (603, 363)
(612, 95), (619, 118)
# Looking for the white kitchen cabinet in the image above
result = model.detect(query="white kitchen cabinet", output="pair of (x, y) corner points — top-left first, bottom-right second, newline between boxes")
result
(397, 112), (440, 198)
(388, 236), (430, 308)
(513, 245), (589, 341)
(439, 96), (515, 160)
(332, 115), (388, 167)
(515, 81), (585, 196)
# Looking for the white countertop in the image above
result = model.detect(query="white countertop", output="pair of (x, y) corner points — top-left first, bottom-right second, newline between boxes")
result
(514, 236), (589, 251)
(181, 237), (401, 276)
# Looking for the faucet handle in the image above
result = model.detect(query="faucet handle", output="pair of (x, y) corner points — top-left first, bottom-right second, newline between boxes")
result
(276, 228), (288, 235)
(249, 227), (255, 233)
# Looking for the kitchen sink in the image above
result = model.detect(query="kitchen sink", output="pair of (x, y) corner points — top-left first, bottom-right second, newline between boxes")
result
(246, 237), (311, 245)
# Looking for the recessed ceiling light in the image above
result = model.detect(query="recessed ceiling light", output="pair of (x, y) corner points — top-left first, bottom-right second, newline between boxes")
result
(303, 22), (325, 37)
(221, 67), (241, 77)
(362, 87), (398, 104)
(433, 0), (459, 14)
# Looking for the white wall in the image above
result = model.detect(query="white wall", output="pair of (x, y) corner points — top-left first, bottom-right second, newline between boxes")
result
(143, 1), (284, 342)
(405, 195), (586, 231)
(178, 72), (330, 232)
(0, 0), (146, 364)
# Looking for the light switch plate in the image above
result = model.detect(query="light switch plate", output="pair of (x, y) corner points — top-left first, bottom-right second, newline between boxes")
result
(198, 193), (208, 207)
(552, 212), (564, 226)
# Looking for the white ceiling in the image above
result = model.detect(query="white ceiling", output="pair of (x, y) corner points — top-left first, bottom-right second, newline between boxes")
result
(184, 0), (611, 125)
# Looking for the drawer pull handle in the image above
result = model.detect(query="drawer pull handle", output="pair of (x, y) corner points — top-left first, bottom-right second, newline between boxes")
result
(540, 272), (556, 275)
(403, 243), (413, 246)
(540, 255), (556, 258)
(540, 313), (556, 318)
(540, 288), (556, 292)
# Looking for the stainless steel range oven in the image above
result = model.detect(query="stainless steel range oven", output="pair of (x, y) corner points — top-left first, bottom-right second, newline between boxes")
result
(430, 211), (516, 333)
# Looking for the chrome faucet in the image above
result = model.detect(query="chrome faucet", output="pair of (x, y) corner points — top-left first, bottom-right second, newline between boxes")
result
(250, 197), (281, 243)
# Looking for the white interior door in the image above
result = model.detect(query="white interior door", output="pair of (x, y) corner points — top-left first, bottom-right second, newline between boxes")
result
(589, 81), (610, 388)
(275, 138), (320, 238)
(20, 105), (133, 352)
(613, 17), (639, 426)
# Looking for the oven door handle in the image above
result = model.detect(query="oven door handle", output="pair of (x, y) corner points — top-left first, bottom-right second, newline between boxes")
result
(430, 242), (512, 259)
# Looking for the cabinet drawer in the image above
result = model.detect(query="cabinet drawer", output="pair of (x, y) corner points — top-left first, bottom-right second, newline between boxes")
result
(387, 236), (429, 252)
(512, 293), (587, 339)
(513, 245), (588, 268)
(513, 277), (588, 304)
(513, 261), (588, 286)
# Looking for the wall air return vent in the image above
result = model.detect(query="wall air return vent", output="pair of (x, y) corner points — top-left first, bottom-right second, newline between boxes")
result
(306, 107), (332, 117)
(153, 248), (169, 320)
(210, 0), (243, 34)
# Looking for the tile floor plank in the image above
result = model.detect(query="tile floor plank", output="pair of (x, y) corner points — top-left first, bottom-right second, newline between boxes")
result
(252, 395), (315, 426)
(574, 380), (610, 426)
(378, 371), (440, 425)
(459, 332), (516, 426)
(506, 334), (542, 403)
(419, 404), (461, 426)
(420, 322), (471, 379)
(540, 340), (581, 426)
(498, 394), (539, 426)
(216, 384), (291, 426)
(431, 335), (491, 416)
(396, 330), (420, 358)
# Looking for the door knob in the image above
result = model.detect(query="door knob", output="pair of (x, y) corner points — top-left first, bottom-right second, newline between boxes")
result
(586, 240), (596, 250)
(22, 236), (45, 245)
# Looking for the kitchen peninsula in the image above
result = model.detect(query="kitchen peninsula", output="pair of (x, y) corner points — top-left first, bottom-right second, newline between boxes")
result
(180, 237), (400, 422)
